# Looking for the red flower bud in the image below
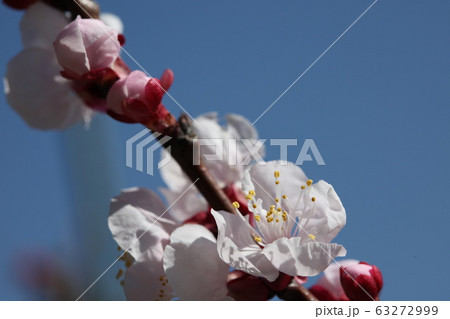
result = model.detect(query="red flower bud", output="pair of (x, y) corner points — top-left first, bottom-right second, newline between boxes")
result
(340, 262), (383, 301)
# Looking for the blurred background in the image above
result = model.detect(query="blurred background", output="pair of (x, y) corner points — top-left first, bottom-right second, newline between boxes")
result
(0, 0), (449, 300)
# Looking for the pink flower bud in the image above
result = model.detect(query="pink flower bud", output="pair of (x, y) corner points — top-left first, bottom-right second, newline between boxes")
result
(340, 262), (383, 301)
(106, 70), (176, 133)
(54, 17), (121, 78)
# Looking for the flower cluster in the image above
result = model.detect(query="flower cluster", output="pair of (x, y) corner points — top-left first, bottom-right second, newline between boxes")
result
(2, 1), (384, 301)
(4, 2), (175, 133)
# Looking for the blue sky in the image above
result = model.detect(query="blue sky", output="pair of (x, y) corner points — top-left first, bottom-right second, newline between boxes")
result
(0, 0), (449, 300)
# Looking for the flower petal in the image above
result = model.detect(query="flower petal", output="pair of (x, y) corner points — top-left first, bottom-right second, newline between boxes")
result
(4, 47), (90, 130)
(124, 250), (173, 301)
(211, 209), (279, 281)
(159, 187), (208, 222)
(109, 187), (176, 260)
(163, 224), (230, 300)
(243, 160), (308, 213)
(20, 2), (68, 48)
(262, 238), (346, 276)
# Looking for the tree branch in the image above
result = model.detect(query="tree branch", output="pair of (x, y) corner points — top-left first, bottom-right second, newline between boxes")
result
(277, 284), (318, 301)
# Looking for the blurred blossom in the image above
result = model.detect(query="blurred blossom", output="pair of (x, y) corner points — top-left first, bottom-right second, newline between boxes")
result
(3, 2), (92, 130)
(14, 249), (76, 300)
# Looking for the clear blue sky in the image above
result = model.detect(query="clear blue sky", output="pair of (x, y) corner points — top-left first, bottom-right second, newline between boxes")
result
(0, 0), (449, 300)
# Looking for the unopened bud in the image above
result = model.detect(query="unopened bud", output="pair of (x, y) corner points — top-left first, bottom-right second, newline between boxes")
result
(340, 262), (383, 301)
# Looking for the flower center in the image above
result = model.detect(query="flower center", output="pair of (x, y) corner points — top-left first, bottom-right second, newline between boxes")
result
(237, 170), (318, 245)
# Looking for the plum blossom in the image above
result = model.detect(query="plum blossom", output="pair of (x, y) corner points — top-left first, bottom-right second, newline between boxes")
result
(54, 17), (121, 79)
(108, 187), (229, 300)
(106, 70), (176, 132)
(211, 160), (347, 282)
(160, 113), (263, 221)
(3, 2), (92, 129)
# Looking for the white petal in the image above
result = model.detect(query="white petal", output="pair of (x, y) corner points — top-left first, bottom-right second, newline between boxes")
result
(100, 13), (124, 34)
(226, 113), (259, 140)
(163, 224), (229, 300)
(243, 160), (308, 212)
(159, 149), (191, 192)
(303, 180), (346, 242)
(124, 250), (173, 301)
(159, 187), (208, 222)
(262, 238), (347, 277)
(4, 47), (90, 130)
(109, 188), (176, 260)
(20, 2), (68, 49)
(211, 210), (279, 281)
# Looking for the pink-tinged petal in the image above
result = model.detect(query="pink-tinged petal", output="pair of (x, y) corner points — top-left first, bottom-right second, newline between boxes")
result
(311, 259), (359, 300)
(124, 250), (173, 301)
(54, 17), (90, 77)
(54, 18), (120, 77)
(163, 224), (230, 300)
(261, 238), (347, 277)
(109, 187), (176, 260)
(159, 69), (174, 91)
(4, 47), (90, 130)
(159, 187), (208, 223)
(106, 70), (149, 115)
(20, 2), (68, 49)
(84, 31), (120, 71)
(211, 210), (279, 281)
(243, 161), (308, 213)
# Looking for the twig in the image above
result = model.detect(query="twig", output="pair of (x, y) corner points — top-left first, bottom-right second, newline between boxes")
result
(277, 284), (318, 301)
(158, 115), (237, 214)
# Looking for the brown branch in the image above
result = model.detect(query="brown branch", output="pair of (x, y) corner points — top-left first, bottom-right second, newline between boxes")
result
(277, 284), (318, 301)
(158, 115), (236, 214)
(44, 0), (100, 19)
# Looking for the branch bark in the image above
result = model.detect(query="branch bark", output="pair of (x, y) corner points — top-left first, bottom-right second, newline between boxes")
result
(157, 115), (236, 214)
(277, 284), (318, 301)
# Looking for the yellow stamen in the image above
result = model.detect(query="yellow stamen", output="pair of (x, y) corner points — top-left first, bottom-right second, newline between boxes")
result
(301, 185), (306, 189)
(248, 190), (256, 196)
(255, 215), (261, 222)
(308, 234), (316, 240)
(267, 217), (274, 223)
(306, 179), (313, 187)
(275, 181), (280, 185)
(253, 236), (262, 242)
(275, 198), (280, 203)
(274, 171), (280, 178)
(252, 204), (257, 209)
(282, 195), (287, 199)
(232, 201), (240, 209)
(245, 194), (253, 200)
(311, 197), (316, 202)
